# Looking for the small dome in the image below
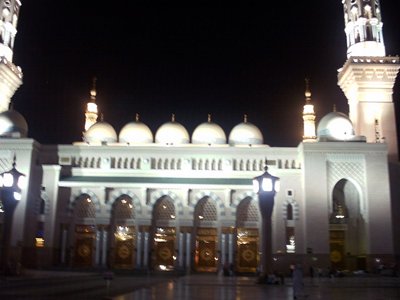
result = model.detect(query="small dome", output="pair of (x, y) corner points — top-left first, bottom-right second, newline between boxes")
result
(317, 111), (355, 141)
(0, 109), (28, 138)
(155, 115), (189, 145)
(84, 121), (117, 144)
(229, 116), (263, 146)
(192, 115), (226, 145)
(119, 115), (153, 144)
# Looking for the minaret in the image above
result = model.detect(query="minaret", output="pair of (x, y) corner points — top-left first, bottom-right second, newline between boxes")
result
(0, 0), (23, 113)
(342, 0), (385, 58)
(302, 78), (316, 142)
(338, 0), (400, 161)
(84, 77), (98, 131)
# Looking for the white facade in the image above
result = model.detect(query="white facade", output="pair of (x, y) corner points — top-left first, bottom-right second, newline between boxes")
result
(0, 0), (399, 274)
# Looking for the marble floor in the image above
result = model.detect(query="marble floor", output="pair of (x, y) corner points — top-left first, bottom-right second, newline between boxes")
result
(111, 275), (400, 300)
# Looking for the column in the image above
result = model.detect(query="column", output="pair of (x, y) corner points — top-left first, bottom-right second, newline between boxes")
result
(101, 229), (108, 266)
(185, 233), (191, 271)
(143, 232), (149, 268)
(178, 232), (184, 268)
(136, 231), (142, 268)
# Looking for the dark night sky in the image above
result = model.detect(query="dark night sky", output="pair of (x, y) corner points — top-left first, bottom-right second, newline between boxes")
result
(10, 1), (400, 146)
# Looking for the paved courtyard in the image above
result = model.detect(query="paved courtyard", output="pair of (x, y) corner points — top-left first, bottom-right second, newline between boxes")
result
(110, 275), (400, 300)
(1, 270), (399, 299)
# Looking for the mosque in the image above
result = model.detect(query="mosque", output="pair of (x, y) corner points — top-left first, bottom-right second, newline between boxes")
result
(0, 0), (399, 274)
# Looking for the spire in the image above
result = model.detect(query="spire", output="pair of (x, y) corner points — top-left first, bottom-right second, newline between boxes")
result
(302, 78), (316, 142)
(0, 0), (22, 113)
(243, 114), (248, 123)
(135, 113), (140, 122)
(90, 77), (97, 102)
(333, 104), (337, 112)
(171, 113), (175, 122)
(342, 0), (385, 58)
(207, 113), (211, 123)
(0, 0), (21, 62)
(84, 77), (99, 131)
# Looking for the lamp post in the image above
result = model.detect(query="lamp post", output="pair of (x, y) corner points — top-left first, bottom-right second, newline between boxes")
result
(253, 160), (279, 280)
(0, 155), (26, 274)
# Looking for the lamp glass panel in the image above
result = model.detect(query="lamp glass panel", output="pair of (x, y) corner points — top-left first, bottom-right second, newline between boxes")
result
(13, 191), (22, 201)
(262, 177), (273, 192)
(252, 179), (259, 193)
(17, 175), (26, 189)
(3, 173), (13, 187)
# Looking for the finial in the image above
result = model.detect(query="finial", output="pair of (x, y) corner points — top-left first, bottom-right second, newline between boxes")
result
(8, 101), (14, 111)
(264, 158), (269, 171)
(333, 104), (337, 112)
(207, 114), (211, 123)
(90, 77), (97, 101)
(135, 113), (140, 122)
(305, 78), (311, 100)
(244, 114), (248, 123)
(171, 113), (175, 122)
(100, 113), (104, 121)
(12, 153), (16, 168)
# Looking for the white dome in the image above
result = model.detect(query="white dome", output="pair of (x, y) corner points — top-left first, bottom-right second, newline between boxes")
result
(0, 109), (28, 138)
(192, 118), (226, 145)
(229, 120), (263, 146)
(119, 120), (153, 144)
(317, 112), (355, 141)
(155, 116), (189, 145)
(84, 121), (117, 144)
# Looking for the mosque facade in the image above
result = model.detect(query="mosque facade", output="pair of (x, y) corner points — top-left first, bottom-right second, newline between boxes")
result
(0, 0), (399, 274)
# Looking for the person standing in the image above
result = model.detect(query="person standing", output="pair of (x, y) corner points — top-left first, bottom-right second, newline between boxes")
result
(292, 264), (304, 299)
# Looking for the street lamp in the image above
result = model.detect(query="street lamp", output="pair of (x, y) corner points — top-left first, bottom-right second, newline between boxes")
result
(253, 159), (279, 280)
(0, 154), (26, 274)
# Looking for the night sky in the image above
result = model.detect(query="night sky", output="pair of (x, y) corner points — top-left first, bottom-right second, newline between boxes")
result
(10, 1), (400, 146)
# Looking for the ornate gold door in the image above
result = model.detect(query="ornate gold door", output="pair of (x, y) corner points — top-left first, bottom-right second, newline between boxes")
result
(195, 228), (217, 272)
(236, 228), (259, 273)
(152, 227), (175, 271)
(73, 225), (95, 267)
(113, 226), (135, 268)
(330, 230), (345, 269)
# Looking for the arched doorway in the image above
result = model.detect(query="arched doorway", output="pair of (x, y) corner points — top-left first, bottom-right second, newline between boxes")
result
(193, 196), (218, 272)
(151, 196), (176, 271)
(73, 194), (96, 267)
(235, 197), (260, 273)
(329, 179), (366, 271)
(111, 195), (135, 269)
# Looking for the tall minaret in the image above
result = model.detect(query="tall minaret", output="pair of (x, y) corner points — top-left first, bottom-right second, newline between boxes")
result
(302, 78), (316, 142)
(338, 0), (400, 161)
(84, 77), (98, 131)
(0, 0), (23, 113)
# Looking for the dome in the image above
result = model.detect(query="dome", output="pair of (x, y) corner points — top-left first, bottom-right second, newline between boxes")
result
(228, 116), (263, 146)
(84, 121), (117, 144)
(0, 109), (28, 138)
(119, 116), (153, 144)
(317, 111), (355, 141)
(155, 115), (189, 145)
(192, 115), (226, 145)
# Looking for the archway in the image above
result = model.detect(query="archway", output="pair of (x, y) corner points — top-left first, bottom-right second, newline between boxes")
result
(151, 196), (176, 271)
(235, 196), (260, 273)
(111, 195), (135, 269)
(72, 194), (96, 267)
(193, 196), (218, 272)
(329, 179), (366, 271)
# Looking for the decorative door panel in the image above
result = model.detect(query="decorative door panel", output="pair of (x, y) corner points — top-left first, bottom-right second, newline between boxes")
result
(113, 226), (135, 268)
(152, 227), (176, 271)
(74, 236), (94, 266)
(195, 228), (217, 272)
(330, 230), (345, 269)
(236, 228), (259, 273)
